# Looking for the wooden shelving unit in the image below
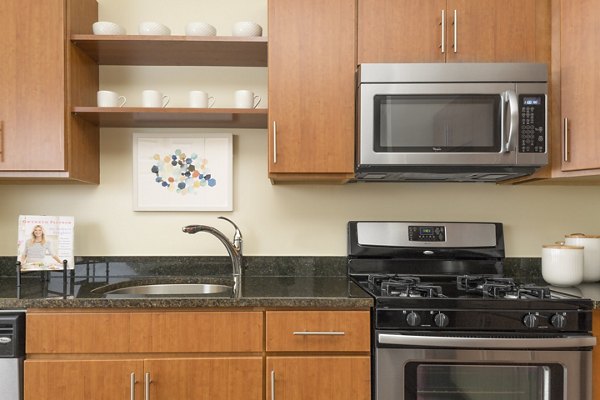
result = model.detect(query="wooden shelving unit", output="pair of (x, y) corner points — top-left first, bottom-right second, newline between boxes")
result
(70, 35), (268, 66)
(70, 35), (268, 128)
(72, 107), (268, 128)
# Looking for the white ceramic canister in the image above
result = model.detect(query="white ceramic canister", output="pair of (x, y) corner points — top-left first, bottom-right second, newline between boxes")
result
(564, 234), (600, 282)
(541, 244), (584, 287)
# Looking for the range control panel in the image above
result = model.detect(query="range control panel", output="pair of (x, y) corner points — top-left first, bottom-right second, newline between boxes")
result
(519, 94), (546, 153)
(408, 225), (445, 242)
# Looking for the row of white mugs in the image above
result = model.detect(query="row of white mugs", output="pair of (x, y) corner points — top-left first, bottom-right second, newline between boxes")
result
(93, 21), (263, 37)
(97, 90), (261, 109)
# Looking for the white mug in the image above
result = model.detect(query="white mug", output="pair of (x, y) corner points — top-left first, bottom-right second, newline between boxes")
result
(189, 91), (215, 108)
(142, 90), (170, 108)
(97, 90), (126, 107)
(234, 90), (261, 108)
(564, 234), (600, 282)
(541, 244), (584, 287)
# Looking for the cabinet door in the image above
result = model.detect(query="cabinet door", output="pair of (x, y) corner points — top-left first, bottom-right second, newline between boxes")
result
(145, 357), (263, 400)
(560, 0), (600, 172)
(0, 0), (65, 171)
(267, 356), (371, 400)
(446, 0), (546, 62)
(25, 359), (144, 400)
(268, 0), (355, 176)
(358, 0), (446, 63)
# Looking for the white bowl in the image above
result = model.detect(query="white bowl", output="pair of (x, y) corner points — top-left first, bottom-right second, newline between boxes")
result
(185, 22), (217, 36)
(138, 21), (171, 36)
(232, 21), (262, 37)
(92, 21), (126, 35)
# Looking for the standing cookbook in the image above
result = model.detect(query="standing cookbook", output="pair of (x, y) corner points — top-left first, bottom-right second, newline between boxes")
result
(17, 215), (74, 271)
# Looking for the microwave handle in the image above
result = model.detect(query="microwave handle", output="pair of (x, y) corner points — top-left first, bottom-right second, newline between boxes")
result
(501, 90), (518, 153)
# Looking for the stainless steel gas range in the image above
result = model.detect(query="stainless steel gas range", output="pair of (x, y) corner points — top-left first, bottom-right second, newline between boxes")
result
(347, 221), (596, 400)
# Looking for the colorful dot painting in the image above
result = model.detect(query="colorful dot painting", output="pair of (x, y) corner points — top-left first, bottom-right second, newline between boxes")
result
(151, 150), (217, 194)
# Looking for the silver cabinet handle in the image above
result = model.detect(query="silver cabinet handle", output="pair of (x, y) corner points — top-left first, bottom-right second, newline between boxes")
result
(0, 120), (4, 162)
(271, 370), (275, 400)
(144, 372), (151, 400)
(453, 9), (458, 53)
(130, 373), (136, 400)
(273, 120), (277, 164)
(440, 10), (445, 53)
(563, 117), (570, 162)
(292, 331), (346, 336)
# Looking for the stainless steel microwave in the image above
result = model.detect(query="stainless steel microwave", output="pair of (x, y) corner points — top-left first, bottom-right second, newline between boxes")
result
(356, 63), (548, 182)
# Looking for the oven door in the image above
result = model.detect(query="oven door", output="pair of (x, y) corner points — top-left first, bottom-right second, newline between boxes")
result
(375, 332), (596, 400)
(358, 83), (519, 166)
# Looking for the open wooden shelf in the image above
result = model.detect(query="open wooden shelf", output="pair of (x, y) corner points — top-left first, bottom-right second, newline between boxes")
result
(72, 107), (268, 128)
(70, 35), (268, 66)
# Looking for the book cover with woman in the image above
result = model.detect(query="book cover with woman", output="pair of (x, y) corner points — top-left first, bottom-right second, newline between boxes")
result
(17, 215), (74, 271)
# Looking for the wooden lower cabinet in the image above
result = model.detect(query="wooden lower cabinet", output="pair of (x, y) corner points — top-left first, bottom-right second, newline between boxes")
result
(25, 360), (144, 400)
(145, 357), (263, 400)
(25, 357), (262, 400)
(267, 356), (371, 400)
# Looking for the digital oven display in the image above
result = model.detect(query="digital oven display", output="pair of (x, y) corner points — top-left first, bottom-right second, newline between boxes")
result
(523, 96), (542, 105)
(408, 225), (446, 242)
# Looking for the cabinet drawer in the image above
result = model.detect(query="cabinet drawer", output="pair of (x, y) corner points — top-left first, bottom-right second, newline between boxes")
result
(27, 310), (263, 354)
(266, 311), (370, 352)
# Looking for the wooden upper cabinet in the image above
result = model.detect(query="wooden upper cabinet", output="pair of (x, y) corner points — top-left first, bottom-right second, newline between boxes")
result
(0, 0), (99, 182)
(268, 0), (356, 182)
(0, 0), (65, 171)
(560, 0), (600, 172)
(358, 0), (446, 63)
(358, 0), (550, 64)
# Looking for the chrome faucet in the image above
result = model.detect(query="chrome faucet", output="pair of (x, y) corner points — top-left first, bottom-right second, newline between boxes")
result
(182, 217), (243, 297)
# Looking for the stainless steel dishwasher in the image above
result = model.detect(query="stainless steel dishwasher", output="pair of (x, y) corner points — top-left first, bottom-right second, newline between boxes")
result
(0, 311), (25, 400)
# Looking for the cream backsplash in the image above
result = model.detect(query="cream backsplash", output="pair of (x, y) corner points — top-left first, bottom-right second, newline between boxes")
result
(0, 0), (599, 258)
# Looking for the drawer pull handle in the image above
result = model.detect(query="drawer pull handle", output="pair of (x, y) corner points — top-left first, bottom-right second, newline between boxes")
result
(145, 372), (151, 400)
(293, 331), (346, 336)
(0, 120), (4, 162)
(271, 370), (276, 400)
(130, 372), (136, 400)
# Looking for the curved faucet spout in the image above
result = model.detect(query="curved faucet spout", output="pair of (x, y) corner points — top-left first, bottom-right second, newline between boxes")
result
(182, 220), (243, 297)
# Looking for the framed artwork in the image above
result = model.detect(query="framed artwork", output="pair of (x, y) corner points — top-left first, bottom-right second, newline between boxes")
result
(133, 133), (233, 211)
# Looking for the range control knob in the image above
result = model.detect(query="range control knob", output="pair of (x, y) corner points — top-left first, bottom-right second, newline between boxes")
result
(523, 313), (539, 329)
(550, 313), (567, 329)
(434, 313), (449, 328)
(406, 311), (421, 327)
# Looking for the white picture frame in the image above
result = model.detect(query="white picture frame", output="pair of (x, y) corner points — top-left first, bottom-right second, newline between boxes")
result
(133, 133), (233, 211)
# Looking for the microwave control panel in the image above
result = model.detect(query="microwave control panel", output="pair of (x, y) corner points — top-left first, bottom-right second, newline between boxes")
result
(518, 95), (546, 153)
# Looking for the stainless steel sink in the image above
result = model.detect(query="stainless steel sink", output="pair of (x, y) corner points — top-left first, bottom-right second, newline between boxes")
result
(105, 283), (232, 296)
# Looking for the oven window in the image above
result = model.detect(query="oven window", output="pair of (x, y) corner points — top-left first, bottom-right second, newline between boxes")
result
(405, 362), (563, 400)
(374, 94), (502, 152)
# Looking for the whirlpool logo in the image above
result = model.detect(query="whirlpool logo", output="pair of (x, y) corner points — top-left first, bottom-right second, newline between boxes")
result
(0, 337), (12, 344)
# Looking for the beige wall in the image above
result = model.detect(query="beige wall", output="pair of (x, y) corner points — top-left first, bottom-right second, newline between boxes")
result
(1, 0), (599, 258)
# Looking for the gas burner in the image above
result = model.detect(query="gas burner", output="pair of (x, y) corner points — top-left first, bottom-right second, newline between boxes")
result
(367, 274), (421, 291)
(457, 275), (520, 297)
(516, 284), (552, 299)
(375, 277), (444, 298)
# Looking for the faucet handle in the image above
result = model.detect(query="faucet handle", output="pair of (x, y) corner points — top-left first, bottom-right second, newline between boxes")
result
(218, 216), (243, 253)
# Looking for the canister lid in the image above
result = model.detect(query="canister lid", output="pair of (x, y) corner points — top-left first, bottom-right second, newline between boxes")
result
(565, 233), (600, 239)
(542, 244), (584, 249)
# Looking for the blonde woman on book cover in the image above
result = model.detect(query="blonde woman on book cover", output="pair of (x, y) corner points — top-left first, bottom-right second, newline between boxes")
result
(20, 224), (62, 267)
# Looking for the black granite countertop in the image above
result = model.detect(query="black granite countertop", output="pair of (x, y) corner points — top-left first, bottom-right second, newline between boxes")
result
(0, 256), (373, 309)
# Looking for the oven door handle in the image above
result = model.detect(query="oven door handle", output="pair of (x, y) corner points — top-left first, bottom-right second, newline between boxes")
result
(378, 333), (597, 349)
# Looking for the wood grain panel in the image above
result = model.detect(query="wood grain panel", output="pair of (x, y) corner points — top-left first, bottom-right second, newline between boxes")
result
(267, 356), (371, 400)
(25, 359), (144, 400)
(27, 311), (263, 354)
(268, 0), (355, 175)
(560, 0), (600, 172)
(145, 357), (263, 400)
(266, 310), (370, 352)
(358, 0), (446, 63)
(0, 0), (65, 171)
(446, 0), (543, 62)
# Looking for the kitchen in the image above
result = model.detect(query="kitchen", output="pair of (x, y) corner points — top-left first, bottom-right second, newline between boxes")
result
(1, 0), (600, 399)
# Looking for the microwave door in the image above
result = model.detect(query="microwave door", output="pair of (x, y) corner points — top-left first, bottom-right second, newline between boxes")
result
(359, 83), (518, 166)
